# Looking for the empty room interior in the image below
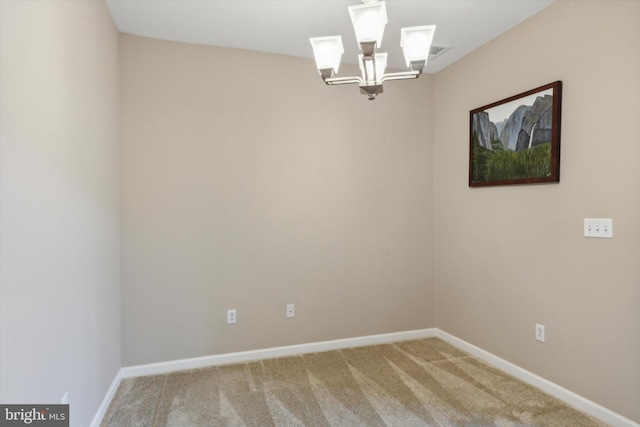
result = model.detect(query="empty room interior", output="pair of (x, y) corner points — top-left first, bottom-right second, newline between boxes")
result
(1, 1), (639, 426)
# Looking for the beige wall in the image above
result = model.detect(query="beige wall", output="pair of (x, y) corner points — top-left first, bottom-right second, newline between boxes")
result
(120, 34), (435, 366)
(434, 1), (640, 422)
(2, 0), (637, 423)
(0, 1), (121, 426)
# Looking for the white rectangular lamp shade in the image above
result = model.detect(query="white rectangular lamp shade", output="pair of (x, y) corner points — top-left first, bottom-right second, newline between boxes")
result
(400, 25), (436, 68)
(359, 52), (387, 84)
(348, 1), (387, 47)
(310, 36), (344, 74)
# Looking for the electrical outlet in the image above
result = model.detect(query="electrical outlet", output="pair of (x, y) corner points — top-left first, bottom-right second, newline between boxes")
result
(535, 323), (545, 342)
(227, 309), (236, 324)
(286, 304), (295, 318)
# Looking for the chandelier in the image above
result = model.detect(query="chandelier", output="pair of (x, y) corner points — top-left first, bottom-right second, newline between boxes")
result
(309, 0), (435, 100)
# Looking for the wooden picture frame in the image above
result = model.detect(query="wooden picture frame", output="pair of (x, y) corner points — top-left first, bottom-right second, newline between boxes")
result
(469, 81), (562, 187)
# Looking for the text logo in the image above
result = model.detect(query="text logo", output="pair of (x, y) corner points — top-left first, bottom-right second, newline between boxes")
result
(0, 405), (68, 427)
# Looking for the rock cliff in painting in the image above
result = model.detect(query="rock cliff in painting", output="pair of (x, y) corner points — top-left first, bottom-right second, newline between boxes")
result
(472, 111), (499, 150)
(473, 94), (553, 152)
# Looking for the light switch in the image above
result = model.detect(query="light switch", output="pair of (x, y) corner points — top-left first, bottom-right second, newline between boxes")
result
(584, 218), (613, 238)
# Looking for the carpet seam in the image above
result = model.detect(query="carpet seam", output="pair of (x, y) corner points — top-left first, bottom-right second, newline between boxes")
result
(150, 373), (168, 427)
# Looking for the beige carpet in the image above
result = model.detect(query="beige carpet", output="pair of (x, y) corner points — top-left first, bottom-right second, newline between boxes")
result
(101, 338), (607, 426)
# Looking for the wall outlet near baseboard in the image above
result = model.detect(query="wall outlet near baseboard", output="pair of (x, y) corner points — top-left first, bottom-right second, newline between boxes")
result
(227, 309), (236, 324)
(535, 324), (545, 342)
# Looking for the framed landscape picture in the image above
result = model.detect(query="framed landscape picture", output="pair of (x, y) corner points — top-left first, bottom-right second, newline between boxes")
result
(469, 81), (562, 187)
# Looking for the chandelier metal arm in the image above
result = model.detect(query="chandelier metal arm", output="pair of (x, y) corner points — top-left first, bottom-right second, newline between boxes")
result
(324, 76), (364, 86)
(380, 70), (420, 83)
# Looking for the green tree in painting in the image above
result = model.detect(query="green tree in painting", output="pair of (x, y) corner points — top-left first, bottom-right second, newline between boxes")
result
(471, 132), (491, 182)
(472, 133), (552, 183)
(485, 142), (552, 181)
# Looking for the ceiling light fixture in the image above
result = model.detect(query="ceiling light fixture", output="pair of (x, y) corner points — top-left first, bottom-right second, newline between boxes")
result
(310, 0), (435, 100)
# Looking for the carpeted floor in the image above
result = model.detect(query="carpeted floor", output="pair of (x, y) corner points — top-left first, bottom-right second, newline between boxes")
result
(101, 338), (607, 426)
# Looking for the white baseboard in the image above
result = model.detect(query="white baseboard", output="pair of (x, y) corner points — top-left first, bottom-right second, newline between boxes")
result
(435, 330), (639, 427)
(91, 328), (638, 427)
(121, 328), (437, 378)
(89, 368), (123, 427)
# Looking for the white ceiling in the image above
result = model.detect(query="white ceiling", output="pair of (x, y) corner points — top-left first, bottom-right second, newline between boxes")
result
(105, 0), (555, 74)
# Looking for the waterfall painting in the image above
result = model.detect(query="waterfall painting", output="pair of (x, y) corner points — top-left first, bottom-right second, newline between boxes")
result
(469, 81), (562, 187)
